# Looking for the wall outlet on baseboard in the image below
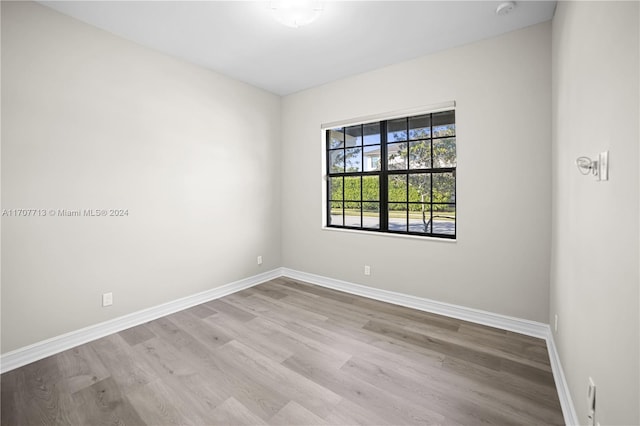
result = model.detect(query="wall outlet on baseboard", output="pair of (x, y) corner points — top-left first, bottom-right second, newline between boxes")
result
(257, 255), (263, 265)
(102, 292), (113, 307)
(364, 265), (371, 276)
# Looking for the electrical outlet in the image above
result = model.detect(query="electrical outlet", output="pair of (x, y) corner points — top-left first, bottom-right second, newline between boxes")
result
(587, 377), (596, 426)
(102, 292), (113, 307)
(257, 255), (263, 265)
(554, 314), (558, 332)
(364, 265), (371, 276)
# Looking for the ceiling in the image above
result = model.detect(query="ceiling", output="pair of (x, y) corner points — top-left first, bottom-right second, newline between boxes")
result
(40, 1), (557, 96)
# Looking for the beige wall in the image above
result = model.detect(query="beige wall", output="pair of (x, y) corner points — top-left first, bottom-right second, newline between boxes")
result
(551, 2), (640, 424)
(1, 1), (282, 353)
(281, 23), (552, 323)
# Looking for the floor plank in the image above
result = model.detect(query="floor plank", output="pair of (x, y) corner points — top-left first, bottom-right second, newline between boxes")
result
(215, 340), (342, 419)
(55, 343), (111, 394)
(269, 400), (328, 425)
(119, 323), (156, 347)
(209, 397), (269, 426)
(1, 278), (564, 425)
(4, 356), (80, 425)
(72, 377), (145, 426)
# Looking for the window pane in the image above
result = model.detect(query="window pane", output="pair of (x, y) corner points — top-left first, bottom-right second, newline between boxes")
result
(344, 176), (361, 201)
(388, 204), (407, 232)
(345, 147), (362, 172)
(328, 128), (344, 148)
(433, 204), (456, 235)
(408, 140), (431, 169)
(387, 118), (407, 142)
(329, 149), (344, 173)
(345, 125), (362, 147)
(345, 203), (361, 227)
(363, 203), (380, 229)
(388, 175), (407, 202)
(363, 123), (381, 145)
(409, 173), (430, 202)
(362, 176), (379, 201)
(408, 203), (431, 234)
(433, 138), (456, 168)
(432, 111), (455, 137)
(329, 176), (343, 200)
(409, 115), (431, 140)
(330, 201), (343, 226)
(387, 142), (408, 170)
(432, 172), (455, 203)
(363, 145), (381, 171)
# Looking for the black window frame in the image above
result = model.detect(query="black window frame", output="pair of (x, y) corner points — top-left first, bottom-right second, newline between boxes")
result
(325, 110), (456, 239)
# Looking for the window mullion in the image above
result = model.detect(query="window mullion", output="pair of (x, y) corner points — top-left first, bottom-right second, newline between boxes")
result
(360, 124), (364, 229)
(405, 117), (409, 233)
(340, 143), (345, 225)
(430, 114), (434, 235)
(380, 121), (388, 232)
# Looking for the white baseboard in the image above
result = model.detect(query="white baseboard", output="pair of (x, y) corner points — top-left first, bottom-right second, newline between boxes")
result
(546, 330), (579, 425)
(280, 268), (548, 338)
(0, 268), (282, 374)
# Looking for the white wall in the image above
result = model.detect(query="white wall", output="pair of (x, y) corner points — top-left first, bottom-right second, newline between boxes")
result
(281, 23), (552, 323)
(1, 1), (281, 353)
(551, 2), (639, 425)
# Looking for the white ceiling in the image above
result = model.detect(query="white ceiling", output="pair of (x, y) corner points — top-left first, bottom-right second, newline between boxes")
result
(40, 1), (557, 95)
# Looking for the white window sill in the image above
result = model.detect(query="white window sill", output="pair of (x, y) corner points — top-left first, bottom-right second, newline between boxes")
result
(321, 226), (457, 243)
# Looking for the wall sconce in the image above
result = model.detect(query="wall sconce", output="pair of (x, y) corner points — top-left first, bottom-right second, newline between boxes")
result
(575, 156), (598, 176)
(576, 151), (609, 181)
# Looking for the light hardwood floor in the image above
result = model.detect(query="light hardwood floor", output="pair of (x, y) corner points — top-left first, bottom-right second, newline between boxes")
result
(1, 277), (564, 425)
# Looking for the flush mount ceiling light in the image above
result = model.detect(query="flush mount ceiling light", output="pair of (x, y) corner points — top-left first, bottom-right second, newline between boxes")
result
(270, 0), (323, 28)
(496, 1), (516, 15)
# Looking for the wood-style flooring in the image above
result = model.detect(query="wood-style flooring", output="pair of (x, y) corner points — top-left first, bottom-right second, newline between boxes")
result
(1, 277), (564, 425)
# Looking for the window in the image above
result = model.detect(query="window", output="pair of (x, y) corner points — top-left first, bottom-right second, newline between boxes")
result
(325, 109), (456, 239)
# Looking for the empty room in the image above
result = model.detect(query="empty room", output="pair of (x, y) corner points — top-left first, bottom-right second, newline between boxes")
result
(1, 1), (638, 425)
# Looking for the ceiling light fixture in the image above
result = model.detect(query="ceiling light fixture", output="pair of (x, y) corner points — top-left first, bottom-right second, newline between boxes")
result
(496, 1), (516, 15)
(270, 0), (323, 28)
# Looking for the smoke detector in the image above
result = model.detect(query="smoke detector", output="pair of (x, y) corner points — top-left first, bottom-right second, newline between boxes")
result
(496, 1), (516, 15)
